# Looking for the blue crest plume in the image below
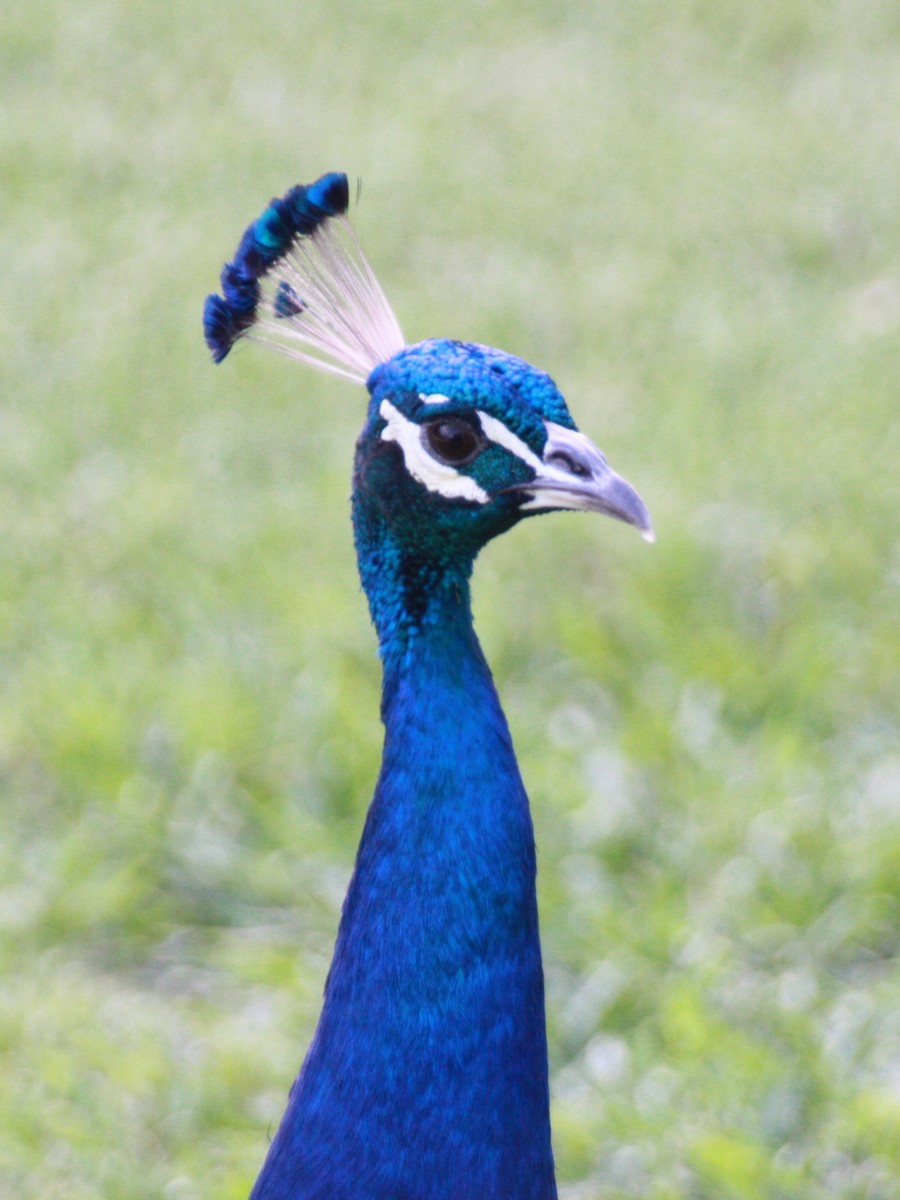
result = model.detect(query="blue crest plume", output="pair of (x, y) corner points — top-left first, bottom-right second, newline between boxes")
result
(203, 172), (404, 380)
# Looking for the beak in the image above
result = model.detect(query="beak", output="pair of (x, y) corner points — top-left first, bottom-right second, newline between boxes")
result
(506, 421), (654, 542)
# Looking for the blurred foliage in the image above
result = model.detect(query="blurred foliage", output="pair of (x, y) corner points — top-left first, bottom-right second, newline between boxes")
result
(2, 0), (899, 1196)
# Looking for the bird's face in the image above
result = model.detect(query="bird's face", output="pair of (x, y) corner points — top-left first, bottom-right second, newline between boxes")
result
(354, 339), (652, 562)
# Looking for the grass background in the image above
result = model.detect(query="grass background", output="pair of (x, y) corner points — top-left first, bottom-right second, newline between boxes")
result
(3, 1), (899, 1196)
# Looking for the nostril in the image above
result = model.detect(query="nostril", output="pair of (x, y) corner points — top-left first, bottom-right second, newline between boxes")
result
(546, 449), (591, 478)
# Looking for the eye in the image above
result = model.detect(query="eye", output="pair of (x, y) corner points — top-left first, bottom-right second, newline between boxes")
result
(422, 418), (483, 466)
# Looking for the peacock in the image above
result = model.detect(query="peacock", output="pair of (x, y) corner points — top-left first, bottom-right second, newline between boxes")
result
(203, 172), (652, 1200)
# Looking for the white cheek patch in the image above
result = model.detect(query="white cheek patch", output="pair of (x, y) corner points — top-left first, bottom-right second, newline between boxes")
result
(379, 399), (490, 504)
(518, 488), (582, 512)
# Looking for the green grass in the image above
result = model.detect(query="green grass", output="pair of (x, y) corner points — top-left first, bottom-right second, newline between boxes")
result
(3, 1), (899, 1195)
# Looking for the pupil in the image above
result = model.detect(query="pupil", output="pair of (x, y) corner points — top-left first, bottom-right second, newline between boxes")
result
(437, 424), (468, 451)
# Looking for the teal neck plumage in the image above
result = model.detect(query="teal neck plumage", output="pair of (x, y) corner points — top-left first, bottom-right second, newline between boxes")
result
(248, 482), (557, 1200)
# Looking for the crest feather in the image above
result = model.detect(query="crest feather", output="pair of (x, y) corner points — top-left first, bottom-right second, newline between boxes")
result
(203, 172), (405, 382)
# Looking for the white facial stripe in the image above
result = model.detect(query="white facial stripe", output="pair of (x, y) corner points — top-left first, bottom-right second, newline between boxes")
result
(379, 399), (490, 504)
(476, 413), (594, 489)
(419, 392), (451, 405)
(476, 412), (543, 471)
(519, 489), (592, 512)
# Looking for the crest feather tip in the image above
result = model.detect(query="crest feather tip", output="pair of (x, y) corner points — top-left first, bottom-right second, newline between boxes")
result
(203, 293), (245, 363)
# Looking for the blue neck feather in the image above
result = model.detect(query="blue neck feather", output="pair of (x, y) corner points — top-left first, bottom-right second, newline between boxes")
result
(248, 481), (557, 1200)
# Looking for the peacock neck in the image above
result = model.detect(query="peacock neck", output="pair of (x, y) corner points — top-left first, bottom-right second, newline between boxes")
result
(248, 504), (557, 1199)
(354, 509), (479, 674)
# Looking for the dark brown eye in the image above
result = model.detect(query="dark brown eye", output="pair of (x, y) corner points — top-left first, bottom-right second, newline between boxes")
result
(422, 419), (483, 466)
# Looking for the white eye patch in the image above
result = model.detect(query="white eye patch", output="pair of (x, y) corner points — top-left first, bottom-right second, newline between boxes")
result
(379, 400), (490, 503)
(378, 400), (561, 505)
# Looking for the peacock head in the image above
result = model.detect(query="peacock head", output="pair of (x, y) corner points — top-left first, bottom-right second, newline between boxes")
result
(204, 172), (652, 567)
(355, 338), (651, 562)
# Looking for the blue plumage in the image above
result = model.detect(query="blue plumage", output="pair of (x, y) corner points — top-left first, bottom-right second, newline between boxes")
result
(203, 172), (350, 364)
(203, 174), (652, 1199)
(274, 281), (304, 319)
